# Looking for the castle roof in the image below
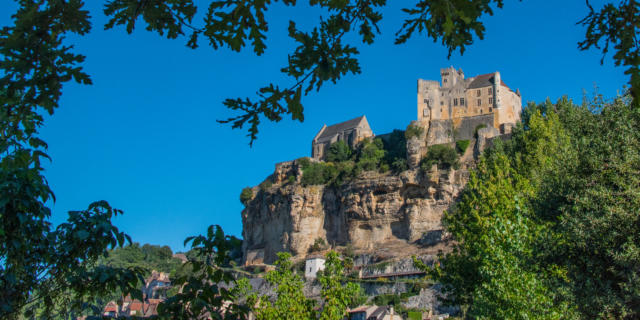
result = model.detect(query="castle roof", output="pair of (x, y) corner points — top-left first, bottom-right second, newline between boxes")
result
(316, 115), (369, 141)
(467, 72), (510, 90)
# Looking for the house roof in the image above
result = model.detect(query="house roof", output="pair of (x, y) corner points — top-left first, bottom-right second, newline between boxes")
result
(348, 305), (372, 313)
(467, 73), (510, 90)
(103, 301), (118, 312)
(316, 115), (369, 141)
(129, 301), (143, 312)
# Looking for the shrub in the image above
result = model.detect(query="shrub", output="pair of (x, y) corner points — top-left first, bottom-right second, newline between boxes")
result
(309, 238), (327, 253)
(326, 140), (352, 162)
(421, 144), (459, 170)
(356, 138), (386, 172)
(301, 162), (327, 185)
(391, 158), (408, 173)
(373, 294), (401, 306)
(405, 124), (424, 140)
(297, 157), (311, 170)
(456, 139), (470, 154)
(239, 187), (253, 204)
(259, 179), (273, 191)
(287, 175), (296, 184)
(382, 129), (407, 161)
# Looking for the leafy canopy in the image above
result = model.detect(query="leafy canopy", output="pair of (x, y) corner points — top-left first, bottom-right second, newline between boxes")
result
(428, 95), (640, 319)
(101, 0), (640, 143)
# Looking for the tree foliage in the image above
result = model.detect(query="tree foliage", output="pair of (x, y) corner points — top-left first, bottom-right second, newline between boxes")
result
(317, 251), (362, 320)
(159, 225), (249, 319)
(240, 186), (254, 204)
(430, 96), (640, 319)
(420, 144), (459, 170)
(326, 140), (353, 163)
(0, 2), (142, 318)
(99, 0), (640, 143)
(100, 243), (184, 278)
(251, 252), (317, 320)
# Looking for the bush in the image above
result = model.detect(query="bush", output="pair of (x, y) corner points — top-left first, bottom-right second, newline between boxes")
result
(456, 139), (470, 154)
(382, 129), (407, 161)
(301, 162), (327, 185)
(239, 187), (253, 204)
(405, 125), (424, 140)
(356, 138), (386, 172)
(308, 238), (327, 253)
(259, 179), (273, 191)
(326, 140), (352, 162)
(407, 311), (423, 320)
(287, 176), (296, 184)
(373, 294), (401, 306)
(391, 158), (408, 173)
(421, 144), (459, 170)
(297, 157), (311, 170)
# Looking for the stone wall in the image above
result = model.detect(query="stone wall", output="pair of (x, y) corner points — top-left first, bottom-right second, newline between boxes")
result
(426, 120), (453, 145)
(453, 114), (495, 141)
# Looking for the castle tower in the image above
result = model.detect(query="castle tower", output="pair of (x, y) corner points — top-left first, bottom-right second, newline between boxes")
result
(493, 71), (502, 110)
(440, 66), (464, 88)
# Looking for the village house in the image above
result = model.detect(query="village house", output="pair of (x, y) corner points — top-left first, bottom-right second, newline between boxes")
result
(311, 115), (373, 160)
(101, 271), (170, 318)
(304, 255), (326, 279)
(348, 305), (403, 320)
(143, 270), (171, 299)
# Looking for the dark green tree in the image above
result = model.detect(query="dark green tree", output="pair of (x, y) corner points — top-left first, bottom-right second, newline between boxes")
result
(428, 96), (640, 319)
(0, 2), (143, 318)
(326, 140), (353, 163)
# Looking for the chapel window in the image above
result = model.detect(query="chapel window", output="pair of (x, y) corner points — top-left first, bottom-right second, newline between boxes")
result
(460, 98), (465, 106)
(454, 98), (458, 106)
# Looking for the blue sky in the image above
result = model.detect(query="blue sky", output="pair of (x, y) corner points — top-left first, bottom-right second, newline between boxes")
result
(1, 1), (628, 252)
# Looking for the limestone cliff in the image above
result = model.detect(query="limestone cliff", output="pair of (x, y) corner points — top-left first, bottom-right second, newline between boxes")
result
(241, 152), (475, 265)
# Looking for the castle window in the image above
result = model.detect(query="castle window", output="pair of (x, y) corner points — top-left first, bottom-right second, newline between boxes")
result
(424, 99), (428, 103)
(489, 107), (493, 112)
(477, 89), (481, 97)
(489, 97), (493, 105)
(480, 109), (483, 114)
(443, 78), (448, 83)
(454, 98), (458, 106)
(477, 99), (481, 106)
(460, 98), (465, 106)
(488, 87), (493, 95)
(440, 101), (444, 106)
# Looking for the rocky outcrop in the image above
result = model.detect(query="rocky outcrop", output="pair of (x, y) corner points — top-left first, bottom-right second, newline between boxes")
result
(241, 159), (471, 265)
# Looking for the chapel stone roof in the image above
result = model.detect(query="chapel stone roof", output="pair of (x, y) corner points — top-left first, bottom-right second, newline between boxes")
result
(316, 115), (368, 141)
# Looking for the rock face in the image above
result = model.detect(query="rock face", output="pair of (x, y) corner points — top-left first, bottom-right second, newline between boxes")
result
(242, 160), (471, 265)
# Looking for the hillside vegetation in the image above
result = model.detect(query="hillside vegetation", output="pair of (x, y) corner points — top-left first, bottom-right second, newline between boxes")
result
(428, 95), (640, 319)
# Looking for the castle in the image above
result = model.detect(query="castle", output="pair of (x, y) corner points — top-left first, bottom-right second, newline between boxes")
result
(417, 66), (522, 135)
(311, 67), (522, 160)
